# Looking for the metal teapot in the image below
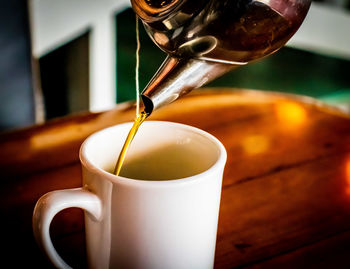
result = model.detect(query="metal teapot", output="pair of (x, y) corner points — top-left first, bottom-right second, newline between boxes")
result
(131, 0), (312, 114)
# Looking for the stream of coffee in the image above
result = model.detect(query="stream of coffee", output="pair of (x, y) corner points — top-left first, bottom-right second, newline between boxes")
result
(113, 111), (148, 175)
(113, 16), (147, 176)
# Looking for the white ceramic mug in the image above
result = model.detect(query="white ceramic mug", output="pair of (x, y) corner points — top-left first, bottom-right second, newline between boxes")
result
(33, 121), (227, 269)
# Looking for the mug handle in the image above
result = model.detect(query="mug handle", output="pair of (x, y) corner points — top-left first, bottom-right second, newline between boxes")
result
(32, 187), (102, 269)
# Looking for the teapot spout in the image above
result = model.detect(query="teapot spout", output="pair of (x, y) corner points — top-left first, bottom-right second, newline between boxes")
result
(141, 56), (236, 114)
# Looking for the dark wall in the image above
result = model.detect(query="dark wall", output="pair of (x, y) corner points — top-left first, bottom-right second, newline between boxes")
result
(0, 0), (35, 131)
(39, 32), (90, 120)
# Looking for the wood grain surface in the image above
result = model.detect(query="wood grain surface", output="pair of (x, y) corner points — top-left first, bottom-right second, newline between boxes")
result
(1, 89), (350, 268)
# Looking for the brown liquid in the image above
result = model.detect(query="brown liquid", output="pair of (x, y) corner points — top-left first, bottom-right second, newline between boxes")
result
(115, 143), (214, 180)
(113, 111), (148, 175)
(110, 135), (217, 181)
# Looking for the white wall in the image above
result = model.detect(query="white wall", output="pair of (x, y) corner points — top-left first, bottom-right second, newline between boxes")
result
(288, 2), (350, 60)
(29, 0), (131, 112)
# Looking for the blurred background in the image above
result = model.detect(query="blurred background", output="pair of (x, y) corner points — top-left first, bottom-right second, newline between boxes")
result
(0, 0), (349, 131)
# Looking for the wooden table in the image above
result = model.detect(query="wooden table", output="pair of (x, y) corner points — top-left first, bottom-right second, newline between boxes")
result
(2, 89), (350, 268)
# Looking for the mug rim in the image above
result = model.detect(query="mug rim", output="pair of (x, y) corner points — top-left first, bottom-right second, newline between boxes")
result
(79, 121), (227, 187)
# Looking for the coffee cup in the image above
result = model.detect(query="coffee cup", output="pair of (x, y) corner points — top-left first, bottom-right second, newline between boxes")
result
(33, 121), (227, 269)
